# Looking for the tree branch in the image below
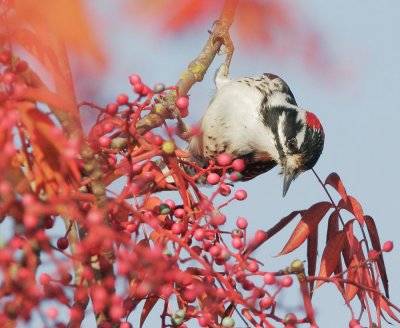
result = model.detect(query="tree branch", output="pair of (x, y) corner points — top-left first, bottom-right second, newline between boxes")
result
(135, 0), (239, 136)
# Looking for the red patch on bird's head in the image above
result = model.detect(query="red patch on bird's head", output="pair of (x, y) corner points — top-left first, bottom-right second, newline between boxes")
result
(306, 112), (322, 129)
(306, 111), (324, 138)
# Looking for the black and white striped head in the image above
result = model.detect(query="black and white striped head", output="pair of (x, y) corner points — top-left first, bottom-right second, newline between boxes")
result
(263, 106), (325, 196)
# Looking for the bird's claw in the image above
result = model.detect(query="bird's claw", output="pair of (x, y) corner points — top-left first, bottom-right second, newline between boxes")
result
(211, 20), (234, 69)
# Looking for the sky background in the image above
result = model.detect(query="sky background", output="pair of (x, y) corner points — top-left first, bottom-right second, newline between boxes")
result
(75, 1), (400, 327)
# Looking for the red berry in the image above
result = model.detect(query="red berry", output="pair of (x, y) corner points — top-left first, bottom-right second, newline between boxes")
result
(141, 85), (151, 96)
(133, 83), (144, 94)
(39, 273), (51, 285)
(232, 158), (245, 171)
(349, 319), (360, 327)
(281, 276), (293, 287)
(153, 135), (164, 146)
(219, 184), (231, 196)
(171, 222), (184, 234)
(232, 237), (243, 249)
(98, 136), (111, 147)
(263, 273), (275, 285)
(173, 208), (185, 219)
(284, 313), (297, 324)
(57, 237), (69, 250)
(247, 260), (259, 273)
(210, 211), (226, 226)
(129, 74), (141, 85)
(383, 240), (394, 252)
(236, 217), (248, 229)
(45, 216), (55, 229)
(209, 245), (221, 257)
(368, 250), (379, 260)
(23, 213), (38, 229)
(164, 199), (175, 210)
(16, 60), (29, 73)
(176, 96), (189, 110)
(116, 93), (129, 105)
(216, 153), (232, 166)
(103, 122), (114, 133)
(207, 173), (220, 185)
(194, 229), (205, 241)
(260, 296), (274, 309)
(106, 103), (118, 115)
(234, 189), (247, 201)
(0, 50), (11, 64)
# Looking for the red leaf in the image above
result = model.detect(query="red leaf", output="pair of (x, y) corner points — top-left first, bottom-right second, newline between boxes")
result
(365, 215), (389, 298)
(325, 172), (347, 201)
(266, 210), (302, 240)
(326, 211), (344, 288)
(338, 195), (364, 225)
(140, 296), (159, 328)
(316, 230), (346, 289)
(344, 257), (360, 302)
(344, 220), (358, 259)
(278, 202), (332, 256)
(379, 296), (400, 324)
(307, 228), (318, 293)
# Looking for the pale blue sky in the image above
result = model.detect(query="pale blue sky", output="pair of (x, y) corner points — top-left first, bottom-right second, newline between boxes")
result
(70, 1), (400, 327)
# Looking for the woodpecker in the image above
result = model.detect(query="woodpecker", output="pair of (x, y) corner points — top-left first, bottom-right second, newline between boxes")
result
(187, 64), (325, 196)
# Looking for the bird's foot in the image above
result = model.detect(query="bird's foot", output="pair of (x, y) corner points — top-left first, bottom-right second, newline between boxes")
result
(211, 19), (235, 69)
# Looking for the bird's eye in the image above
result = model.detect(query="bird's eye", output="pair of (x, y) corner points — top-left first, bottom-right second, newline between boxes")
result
(286, 138), (297, 151)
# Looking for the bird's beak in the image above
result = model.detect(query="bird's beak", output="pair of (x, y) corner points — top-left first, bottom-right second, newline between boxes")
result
(282, 161), (297, 197)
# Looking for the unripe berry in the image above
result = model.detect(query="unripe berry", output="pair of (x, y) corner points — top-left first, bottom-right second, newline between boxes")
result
(153, 83), (165, 93)
(158, 203), (171, 215)
(216, 153), (232, 166)
(221, 316), (235, 327)
(383, 240), (394, 252)
(162, 140), (175, 154)
(230, 171), (242, 181)
(231, 229), (243, 238)
(176, 96), (189, 110)
(234, 189), (247, 201)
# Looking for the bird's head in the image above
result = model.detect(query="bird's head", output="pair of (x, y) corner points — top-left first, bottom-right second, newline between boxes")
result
(264, 106), (325, 196)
